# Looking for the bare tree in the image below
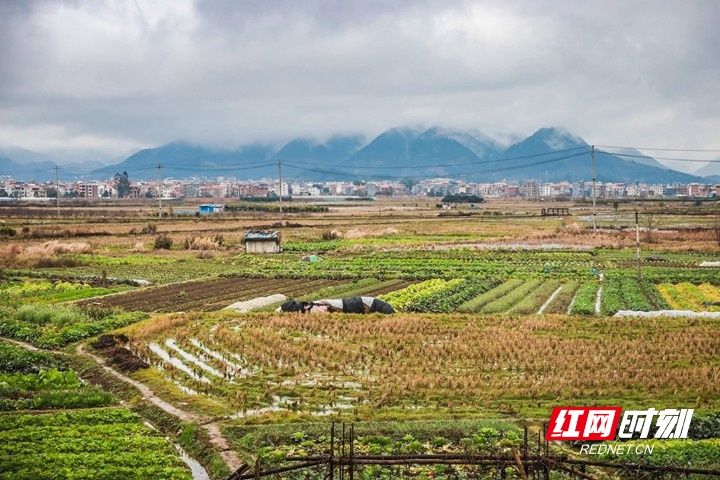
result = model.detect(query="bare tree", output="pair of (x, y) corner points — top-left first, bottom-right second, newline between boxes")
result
(644, 212), (663, 243)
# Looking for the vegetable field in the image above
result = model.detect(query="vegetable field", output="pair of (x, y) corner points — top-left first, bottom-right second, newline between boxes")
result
(0, 409), (191, 480)
(0, 340), (191, 479)
(118, 311), (720, 421)
(77, 276), (340, 312)
(2, 201), (720, 476)
(658, 282), (720, 312)
(0, 279), (127, 307)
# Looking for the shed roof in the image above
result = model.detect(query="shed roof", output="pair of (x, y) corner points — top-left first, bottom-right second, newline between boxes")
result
(244, 230), (280, 241)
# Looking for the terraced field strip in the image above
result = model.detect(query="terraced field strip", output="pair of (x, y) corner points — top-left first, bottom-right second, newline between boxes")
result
(123, 310), (720, 421)
(536, 285), (563, 314)
(569, 282), (600, 315)
(542, 281), (580, 314)
(77, 277), (338, 313)
(657, 283), (720, 312)
(479, 279), (544, 314)
(457, 279), (522, 313)
(508, 280), (562, 315)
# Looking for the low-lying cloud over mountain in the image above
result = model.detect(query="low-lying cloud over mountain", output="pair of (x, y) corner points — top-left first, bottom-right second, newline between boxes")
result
(3, 126), (716, 183)
(72, 127), (714, 183)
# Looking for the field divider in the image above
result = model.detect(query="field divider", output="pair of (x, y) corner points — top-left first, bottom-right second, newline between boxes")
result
(566, 289), (579, 315)
(73, 274), (235, 308)
(537, 286), (563, 314)
(594, 286), (603, 315)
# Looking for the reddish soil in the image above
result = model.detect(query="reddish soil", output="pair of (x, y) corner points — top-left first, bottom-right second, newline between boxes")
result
(77, 276), (337, 312)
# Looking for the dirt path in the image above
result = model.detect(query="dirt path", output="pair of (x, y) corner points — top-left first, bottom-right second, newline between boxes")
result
(2, 335), (245, 473)
(0, 336), (42, 352)
(75, 343), (244, 471)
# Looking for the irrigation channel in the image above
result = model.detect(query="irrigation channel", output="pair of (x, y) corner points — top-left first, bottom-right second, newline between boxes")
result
(226, 423), (720, 480)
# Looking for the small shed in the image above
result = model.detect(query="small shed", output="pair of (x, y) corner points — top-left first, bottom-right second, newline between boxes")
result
(244, 230), (282, 253)
(198, 204), (225, 215)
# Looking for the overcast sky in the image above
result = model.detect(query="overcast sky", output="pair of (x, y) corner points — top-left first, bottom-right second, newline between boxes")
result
(0, 0), (718, 171)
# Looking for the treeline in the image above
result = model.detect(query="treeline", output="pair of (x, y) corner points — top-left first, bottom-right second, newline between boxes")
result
(225, 204), (328, 213)
(441, 193), (485, 204)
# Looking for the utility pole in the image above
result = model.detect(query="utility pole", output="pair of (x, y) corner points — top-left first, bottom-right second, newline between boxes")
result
(54, 165), (60, 219)
(591, 145), (597, 233)
(277, 159), (283, 216)
(156, 162), (163, 219)
(635, 210), (642, 280)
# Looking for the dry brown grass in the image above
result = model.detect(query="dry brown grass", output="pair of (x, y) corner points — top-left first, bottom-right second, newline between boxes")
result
(128, 311), (720, 416)
(23, 240), (92, 256)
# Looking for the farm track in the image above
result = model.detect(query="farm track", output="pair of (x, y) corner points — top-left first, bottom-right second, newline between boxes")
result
(75, 344), (243, 472)
(77, 276), (338, 312)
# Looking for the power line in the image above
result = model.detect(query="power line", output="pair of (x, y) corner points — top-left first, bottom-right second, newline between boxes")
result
(597, 145), (720, 153)
(281, 146), (589, 170)
(481, 151), (588, 173)
(115, 161), (276, 173)
(54, 165), (60, 219)
(156, 162), (163, 219)
(284, 150), (589, 179)
(591, 146), (596, 233)
(283, 162), (399, 180)
(601, 152), (720, 163)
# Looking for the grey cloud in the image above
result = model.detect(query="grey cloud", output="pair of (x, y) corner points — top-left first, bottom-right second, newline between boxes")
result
(0, 0), (718, 171)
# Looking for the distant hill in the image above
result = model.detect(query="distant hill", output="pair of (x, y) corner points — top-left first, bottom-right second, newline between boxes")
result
(694, 158), (720, 178)
(2, 127), (711, 184)
(339, 127), (500, 179)
(479, 127), (703, 183)
(90, 142), (277, 180)
(0, 155), (61, 182)
(598, 147), (668, 169)
(272, 135), (365, 178)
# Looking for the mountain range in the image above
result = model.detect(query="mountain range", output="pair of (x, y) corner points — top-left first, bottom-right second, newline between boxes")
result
(2, 127), (719, 184)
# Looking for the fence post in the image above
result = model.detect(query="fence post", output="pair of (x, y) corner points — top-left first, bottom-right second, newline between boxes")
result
(340, 423), (345, 480)
(542, 422), (550, 480)
(329, 422), (335, 480)
(523, 425), (528, 474)
(349, 423), (355, 480)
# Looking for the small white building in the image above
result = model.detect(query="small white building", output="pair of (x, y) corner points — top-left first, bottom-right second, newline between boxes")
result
(244, 230), (281, 254)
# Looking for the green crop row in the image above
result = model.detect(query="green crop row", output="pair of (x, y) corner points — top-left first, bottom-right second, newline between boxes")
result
(542, 281), (580, 314)
(0, 279), (126, 308)
(0, 341), (65, 374)
(657, 283), (720, 312)
(457, 279), (525, 313)
(405, 277), (503, 313)
(600, 276), (665, 315)
(0, 305), (146, 349)
(597, 439), (720, 469)
(510, 280), (562, 315)
(480, 279), (544, 314)
(0, 409), (191, 479)
(381, 279), (463, 311)
(0, 341), (114, 411)
(569, 282), (599, 315)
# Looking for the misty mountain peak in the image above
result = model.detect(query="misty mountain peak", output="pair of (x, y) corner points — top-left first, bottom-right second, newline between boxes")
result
(532, 127), (588, 150)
